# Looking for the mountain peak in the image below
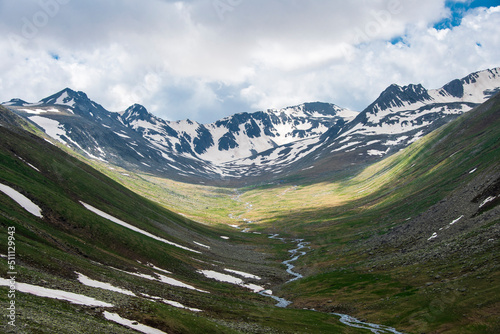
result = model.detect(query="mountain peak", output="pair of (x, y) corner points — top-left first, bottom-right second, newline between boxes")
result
(122, 104), (154, 123)
(3, 67), (500, 184)
(302, 102), (345, 116)
(37, 88), (113, 121)
(459, 67), (499, 87)
(1, 98), (29, 106)
(266, 102), (349, 120)
(367, 82), (431, 114)
(60, 87), (77, 94)
(39, 88), (90, 107)
(441, 79), (464, 98)
(128, 103), (148, 113)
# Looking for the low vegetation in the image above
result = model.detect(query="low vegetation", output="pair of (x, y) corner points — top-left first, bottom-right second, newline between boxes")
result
(0, 93), (498, 333)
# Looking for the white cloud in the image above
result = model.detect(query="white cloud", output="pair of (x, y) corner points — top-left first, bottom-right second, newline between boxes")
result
(0, 0), (498, 123)
(232, 3), (500, 112)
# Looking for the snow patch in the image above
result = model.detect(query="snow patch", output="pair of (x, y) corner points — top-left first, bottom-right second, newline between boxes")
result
(193, 241), (211, 249)
(80, 201), (200, 254)
(0, 277), (113, 307)
(19, 108), (48, 114)
(103, 312), (168, 334)
(146, 263), (172, 275)
(15, 155), (40, 172)
(161, 299), (202, 312)
(224, 269), (261, 280)
(384, 136), (409, 146)
(113, 131), (131, 139)
(367, 149), (388, 156)
(54, 91), (76, 107)
(0, 183), (43, 218)
(26, 162), (40, 172)
(111, 267), (208, 293)
(331, 141), (361, 153)
(450, 215), (464, 226)
(140, 293), (202, 312)
(29, 116), (69, 145)
(479, 196), (496, 208)
(76, 272), (136, 296)
(198, 270), (265, 293)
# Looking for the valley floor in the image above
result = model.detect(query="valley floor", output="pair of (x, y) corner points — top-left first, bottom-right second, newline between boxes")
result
(1, 92), (499, 333)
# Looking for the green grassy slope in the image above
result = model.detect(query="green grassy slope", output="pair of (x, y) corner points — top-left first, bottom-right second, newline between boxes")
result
(241, 93), (500, 333)
(0, 106), (370, 333)
(52, 92), (499, 333)
(1, 89), (498, 334)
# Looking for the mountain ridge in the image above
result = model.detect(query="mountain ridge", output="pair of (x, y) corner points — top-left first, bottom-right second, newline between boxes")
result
(213, 67), (500, 183)
(2, 67), (499, 185)
(0, 71), (499, 333)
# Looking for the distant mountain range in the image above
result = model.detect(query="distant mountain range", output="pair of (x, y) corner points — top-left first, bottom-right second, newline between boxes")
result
(3, 67), (499, 184)
(1, 68), (499, 333)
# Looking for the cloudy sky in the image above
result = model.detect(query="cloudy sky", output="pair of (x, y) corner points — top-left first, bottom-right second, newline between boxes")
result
(0, 0), (499, 123)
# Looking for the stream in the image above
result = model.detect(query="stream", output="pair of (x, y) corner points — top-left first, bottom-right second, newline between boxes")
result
(260, 234), (405, 334)
(230, 191), (404, 333)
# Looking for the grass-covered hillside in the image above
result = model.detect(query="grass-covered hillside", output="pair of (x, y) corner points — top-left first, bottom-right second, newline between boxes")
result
(0, 105), (369, 333)
(235, 93), (500, 333)
(0, 90), (498, 333)
(83, 93), (499, 333)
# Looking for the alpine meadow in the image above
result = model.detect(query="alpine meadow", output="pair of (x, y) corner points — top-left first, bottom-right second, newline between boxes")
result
(1, 1), (500, 333)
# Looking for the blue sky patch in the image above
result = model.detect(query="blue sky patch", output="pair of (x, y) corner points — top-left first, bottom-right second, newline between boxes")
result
(390, 36), (404, 45)
(434, 0), (500, 30)
(390, 35), (411, 47)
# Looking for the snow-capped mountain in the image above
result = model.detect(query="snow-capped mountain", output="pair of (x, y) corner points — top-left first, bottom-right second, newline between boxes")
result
(2, 67), (499, 184)
(325, 67), (500, 155)
(2, 87), (356, 182)
(212, 68), (500, 180)
(121, 101), (354, 165)
(2, 98), (30, 107)
(2, 89), (209, 179)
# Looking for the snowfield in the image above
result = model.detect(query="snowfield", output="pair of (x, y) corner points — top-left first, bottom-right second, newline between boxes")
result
(28, 116), (69, 145)
(224, 268), (261, 280)
(140, 293), (202, 312)
(198, 270), (266, 293)
(80, 201), (201, 254)
(76, 271), (203, 312)
(0, 183), (43, 218)
(103, 312), (168, 334)
(76, 272), (136, 297)
(111, 266), (209, 293)
(0, 277), (113, 307)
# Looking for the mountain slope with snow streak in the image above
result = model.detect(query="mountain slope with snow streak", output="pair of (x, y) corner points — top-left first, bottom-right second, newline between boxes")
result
(0, 111), (310, 333)
(280, 67), (500, 181)
(2, 67), (499, 184)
